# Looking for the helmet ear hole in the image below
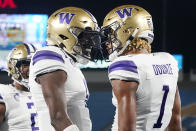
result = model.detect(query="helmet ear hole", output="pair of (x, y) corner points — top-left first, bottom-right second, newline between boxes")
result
(59, 34), (68, 40)
(81, 21), (88, 24)
(85, 27), (92, 30)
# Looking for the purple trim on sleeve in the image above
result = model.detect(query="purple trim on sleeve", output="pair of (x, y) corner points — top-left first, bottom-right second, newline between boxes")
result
(109, 60), (138, 73)
(33, 50), (64, 65)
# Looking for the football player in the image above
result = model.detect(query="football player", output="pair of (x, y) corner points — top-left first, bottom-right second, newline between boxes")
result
(101, 5), (182, 131)
(0, 43), (39, 130)
(29, 7), (101, 131)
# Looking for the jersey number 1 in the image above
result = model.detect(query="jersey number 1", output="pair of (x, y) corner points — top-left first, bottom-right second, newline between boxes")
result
(153, 85), (169, 128)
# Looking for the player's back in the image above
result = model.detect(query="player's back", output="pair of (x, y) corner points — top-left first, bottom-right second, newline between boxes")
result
(29, 46), (91, 131)
(109, 52), (179, 131)
(0, 84), (39, 131)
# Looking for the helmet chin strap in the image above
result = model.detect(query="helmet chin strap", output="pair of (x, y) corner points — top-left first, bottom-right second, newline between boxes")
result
(109, 27), (139, 61)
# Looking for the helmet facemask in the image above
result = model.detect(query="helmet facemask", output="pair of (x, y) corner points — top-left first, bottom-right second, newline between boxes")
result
(101, 21), (121, 59)
(16, 59), (30, 87)
(68, 27), (102, 64)
(8, 57), (31, 89)
(73, 27), (101, 61)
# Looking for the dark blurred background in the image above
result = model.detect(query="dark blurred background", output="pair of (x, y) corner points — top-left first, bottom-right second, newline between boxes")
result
(1, 0), (196, 130)
(1, 0), (196, 72)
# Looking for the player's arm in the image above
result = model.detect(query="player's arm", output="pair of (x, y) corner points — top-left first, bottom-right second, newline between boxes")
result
(167, 86), (182, 131)
(36, 70), (72, 131)
(0, 103), (5, 123)
(111, 79), (138, 131)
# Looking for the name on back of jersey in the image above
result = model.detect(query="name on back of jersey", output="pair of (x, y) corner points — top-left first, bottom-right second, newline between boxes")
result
(152, 64), (173, 75)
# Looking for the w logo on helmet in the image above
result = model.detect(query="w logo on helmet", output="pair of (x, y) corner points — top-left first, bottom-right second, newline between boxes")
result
(115, 8), (133, 19)
(59, 13), (76, 24)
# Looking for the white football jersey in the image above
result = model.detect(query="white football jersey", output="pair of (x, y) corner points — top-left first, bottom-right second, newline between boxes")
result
(0, 84), (39, 131)
(109, 52), (179, 131)
(29, 46), (91, 131)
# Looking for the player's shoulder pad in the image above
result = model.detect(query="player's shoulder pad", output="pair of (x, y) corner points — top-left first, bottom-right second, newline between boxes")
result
(0, 84), (9, 89)
(32, 46), (65, 65)
(109, 55), (138, 74)
(155, 52), (177, 64)
(111, 55), (137, 63)
(154, 52), (172, 57)
(0, 84), (10, 94)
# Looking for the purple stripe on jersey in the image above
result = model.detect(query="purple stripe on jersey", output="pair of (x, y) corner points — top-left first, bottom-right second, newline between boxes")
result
(109, 60), (138, 73)
(33, 50), (64, 65)
(0, 94), (3, 99)
(24, 43), (30, 55)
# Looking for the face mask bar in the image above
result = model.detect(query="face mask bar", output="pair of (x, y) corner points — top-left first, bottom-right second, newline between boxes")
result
(101, 22), (140, 61)
(16, 59), (31, 68)
(100, 21), (121, 60)
(73, 27), (103, 62)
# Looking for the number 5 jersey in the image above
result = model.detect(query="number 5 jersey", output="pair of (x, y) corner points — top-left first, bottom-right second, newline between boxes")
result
(0, 84), (39, 131)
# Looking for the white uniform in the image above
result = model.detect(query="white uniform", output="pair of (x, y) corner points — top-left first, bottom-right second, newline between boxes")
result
(109, 52), (179, 131)
(0, 84), (39, 131)
(29, 46), (91, 131)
